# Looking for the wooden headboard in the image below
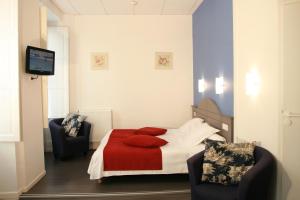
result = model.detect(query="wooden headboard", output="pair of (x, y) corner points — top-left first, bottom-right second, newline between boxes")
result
(192, 98), (234, 143)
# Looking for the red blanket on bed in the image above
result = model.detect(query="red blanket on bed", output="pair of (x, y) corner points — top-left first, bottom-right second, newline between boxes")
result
(103, 129), (163, 171)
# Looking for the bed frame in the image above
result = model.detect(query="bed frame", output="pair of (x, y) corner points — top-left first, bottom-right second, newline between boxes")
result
(192, 98), (234, 142)
(94, 98), (233, 183)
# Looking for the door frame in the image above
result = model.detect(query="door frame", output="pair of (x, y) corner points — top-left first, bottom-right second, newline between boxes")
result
(278, 0), (300, 199)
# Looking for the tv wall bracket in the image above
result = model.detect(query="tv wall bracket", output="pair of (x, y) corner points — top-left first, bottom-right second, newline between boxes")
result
(31, 75), (38, 80)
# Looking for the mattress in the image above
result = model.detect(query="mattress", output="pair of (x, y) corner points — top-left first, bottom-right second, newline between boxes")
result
(87, 129), (206, 180)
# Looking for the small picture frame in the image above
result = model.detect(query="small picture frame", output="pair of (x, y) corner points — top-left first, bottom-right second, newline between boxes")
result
(155, 52), (173, 69)
(90, 52), (108, 70)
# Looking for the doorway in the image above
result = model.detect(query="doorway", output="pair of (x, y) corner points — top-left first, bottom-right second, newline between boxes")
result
(280, 1), (300, 199)
(44, 26), (69, 152)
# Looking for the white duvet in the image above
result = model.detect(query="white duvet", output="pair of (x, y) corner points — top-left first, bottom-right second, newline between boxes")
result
(87, 126), (220, 180)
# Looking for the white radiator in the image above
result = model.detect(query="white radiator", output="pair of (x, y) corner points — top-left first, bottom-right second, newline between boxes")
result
(80, 107), (112, 148)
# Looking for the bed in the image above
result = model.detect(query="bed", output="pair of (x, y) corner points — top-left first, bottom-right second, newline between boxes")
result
(88, 98), (233, 180)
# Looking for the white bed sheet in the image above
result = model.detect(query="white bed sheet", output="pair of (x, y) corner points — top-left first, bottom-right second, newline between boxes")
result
(87, 129), (206, 180)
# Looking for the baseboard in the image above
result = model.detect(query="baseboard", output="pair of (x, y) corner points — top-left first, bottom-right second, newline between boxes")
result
(0, 171), (46, 200)
(22, 170), (46, 193)
(0, 189), (22, 200)
(20, 189), (190, 199)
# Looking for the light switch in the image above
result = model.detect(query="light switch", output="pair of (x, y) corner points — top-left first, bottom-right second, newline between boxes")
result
(222, 123), (229, 131)
(253, 141), (261, 146)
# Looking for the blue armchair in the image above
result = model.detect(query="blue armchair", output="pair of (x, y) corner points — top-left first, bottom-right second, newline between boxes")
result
(49, 118), (91, 159)
(187, 146), (276, 200)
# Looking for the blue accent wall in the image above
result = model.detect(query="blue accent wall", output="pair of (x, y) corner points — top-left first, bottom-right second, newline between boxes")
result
(193, 0), (233, 116)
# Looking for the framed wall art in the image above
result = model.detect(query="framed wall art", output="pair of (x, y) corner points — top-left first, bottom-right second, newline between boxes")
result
(155, 52), (173, 69)
(90, 52), (108, 70)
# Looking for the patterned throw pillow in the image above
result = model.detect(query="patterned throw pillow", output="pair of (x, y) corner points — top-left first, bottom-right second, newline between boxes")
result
(62, 113), (87, 137)
(201, 142), (255, 185)
(202, 138), (226, 149)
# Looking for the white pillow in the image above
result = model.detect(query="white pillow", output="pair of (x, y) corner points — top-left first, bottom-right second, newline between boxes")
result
(183, 123), (220, 146)
(179, 118), (204, 134)
(207, 133), (226, 142)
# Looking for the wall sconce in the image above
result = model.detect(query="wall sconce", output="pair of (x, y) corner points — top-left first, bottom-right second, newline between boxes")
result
(215, 76), (224, 94)
(198, 79), (206, 93)
(246, 70), (260, 96)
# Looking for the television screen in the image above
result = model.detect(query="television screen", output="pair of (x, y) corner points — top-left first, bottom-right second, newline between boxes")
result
(26, 46), (55, 75)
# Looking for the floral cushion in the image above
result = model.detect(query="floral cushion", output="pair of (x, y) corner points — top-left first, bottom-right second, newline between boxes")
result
(202, 138), (226, 148)
(201, 142), (255, 185)
(62, 113), (87, 137)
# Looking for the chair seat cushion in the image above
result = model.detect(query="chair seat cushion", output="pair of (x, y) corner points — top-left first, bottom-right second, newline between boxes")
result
(66, 136), (85, 144)
(65, 136), (87, 152)
(193, 183), (237, 200)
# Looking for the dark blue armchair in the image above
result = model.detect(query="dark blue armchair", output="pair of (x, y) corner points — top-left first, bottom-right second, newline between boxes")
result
(49, 118), (91, 159)
(187, 146), (276, 200)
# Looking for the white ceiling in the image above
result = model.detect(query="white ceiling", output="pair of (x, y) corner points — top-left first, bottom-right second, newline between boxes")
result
(51, 0), (203, 15)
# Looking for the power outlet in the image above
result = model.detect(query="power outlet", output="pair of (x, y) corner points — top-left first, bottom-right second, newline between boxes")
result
(235, 137), (248, 143)
(222, 123), (229, 131)
(253, 141), (262, 146)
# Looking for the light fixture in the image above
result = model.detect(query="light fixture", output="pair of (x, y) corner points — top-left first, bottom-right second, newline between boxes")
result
(130, 0), (138, 15)
(215, 76), (224, 94)
(246, 69), (260, 96)
(130, 0), (138, 5)
(198, 79), (206, 93)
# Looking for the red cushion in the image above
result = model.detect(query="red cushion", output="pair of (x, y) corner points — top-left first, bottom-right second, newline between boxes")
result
(135, 127), (167, 136)
(123, 135), (168, 148)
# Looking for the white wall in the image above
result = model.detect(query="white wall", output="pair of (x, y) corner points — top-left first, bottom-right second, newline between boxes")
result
(233, 0), (281, 199)
(66, 15), (193, 134)
(0, 143), (19, 199)
(233, 0), (280, 155)
(19, 0), (46, 190)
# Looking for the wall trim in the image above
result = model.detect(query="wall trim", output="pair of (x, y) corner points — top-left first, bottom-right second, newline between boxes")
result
(190, 0), (204, 14)
(20, 189), (190, 199)
(0, 189), (22, 200)
(283, 0), (300, 5)
(278, 1), (284, 200)
(22, 170), (46, 193)
(39, 0), (64, 21)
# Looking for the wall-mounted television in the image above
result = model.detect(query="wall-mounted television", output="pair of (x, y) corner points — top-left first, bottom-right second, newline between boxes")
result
(26, 46), (55, 75)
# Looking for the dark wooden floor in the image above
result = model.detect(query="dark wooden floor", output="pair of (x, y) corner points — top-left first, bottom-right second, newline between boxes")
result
(20, 152), (191, 200)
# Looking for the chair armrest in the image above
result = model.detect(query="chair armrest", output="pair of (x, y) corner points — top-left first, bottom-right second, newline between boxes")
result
(50, 118), (64, 124)
(49, 119), (66, 142)
(238, 151), (275, 200)
(80, 121), (91, 141)
(187, 151), (205, 186)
